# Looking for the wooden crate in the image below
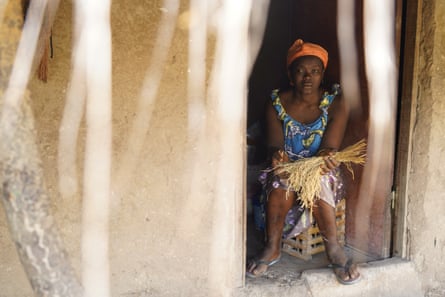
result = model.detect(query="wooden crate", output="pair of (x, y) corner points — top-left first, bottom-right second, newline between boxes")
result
(282, 199), (346, 260)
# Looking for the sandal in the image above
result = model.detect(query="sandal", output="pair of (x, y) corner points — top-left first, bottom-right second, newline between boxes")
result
(330, 259), (361, 285)
(246, 256), (281, 278)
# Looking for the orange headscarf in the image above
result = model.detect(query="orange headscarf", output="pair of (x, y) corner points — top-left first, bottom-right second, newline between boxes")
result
(286, 39), (328, 69)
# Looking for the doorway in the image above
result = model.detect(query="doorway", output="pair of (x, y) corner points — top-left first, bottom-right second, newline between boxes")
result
(246, 0), (403, 271)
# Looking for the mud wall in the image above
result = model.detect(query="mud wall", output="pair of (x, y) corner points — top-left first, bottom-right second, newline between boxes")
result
(407, 0), (445, 294)
(0, 0), (235, 296)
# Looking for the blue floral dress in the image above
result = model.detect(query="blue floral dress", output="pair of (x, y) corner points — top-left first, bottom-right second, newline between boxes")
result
(256, 85), (344, 238)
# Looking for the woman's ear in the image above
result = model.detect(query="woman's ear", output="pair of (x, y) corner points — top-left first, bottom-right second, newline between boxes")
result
(288, 69), (294, 86)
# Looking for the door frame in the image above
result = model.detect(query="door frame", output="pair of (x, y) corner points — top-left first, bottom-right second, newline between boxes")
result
(392, 0), (421, 258)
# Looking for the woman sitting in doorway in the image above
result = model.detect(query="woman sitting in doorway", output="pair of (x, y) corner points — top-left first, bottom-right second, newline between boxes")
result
(247, 39), (361, 285)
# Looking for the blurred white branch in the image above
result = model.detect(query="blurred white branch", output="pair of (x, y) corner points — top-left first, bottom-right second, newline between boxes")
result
(355, 0), (397, 252)
(57, 3), (87, 199)
(2, 0), (47, 110)
(208, 0), (254, 294)
(337, 0), (361, 113)
(77, 0), (113, 296)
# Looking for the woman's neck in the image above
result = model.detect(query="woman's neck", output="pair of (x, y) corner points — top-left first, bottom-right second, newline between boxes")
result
(292, 88), (322, 105)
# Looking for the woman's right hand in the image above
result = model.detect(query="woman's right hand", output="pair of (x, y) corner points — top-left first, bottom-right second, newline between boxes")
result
(271, 149), (289, 167)
(271, 149), (289, 179)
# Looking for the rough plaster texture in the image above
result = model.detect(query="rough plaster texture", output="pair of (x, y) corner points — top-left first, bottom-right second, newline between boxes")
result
(1, 0), (222, 296)
(408, 0), (445, 295)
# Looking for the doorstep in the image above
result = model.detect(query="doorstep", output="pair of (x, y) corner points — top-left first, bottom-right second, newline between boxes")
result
(236, 258), (423, 297)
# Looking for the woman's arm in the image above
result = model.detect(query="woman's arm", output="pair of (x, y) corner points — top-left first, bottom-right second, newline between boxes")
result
(265, 99), (287, 166)
(318, 94), (349, 173)
(319, 94), (349, 152)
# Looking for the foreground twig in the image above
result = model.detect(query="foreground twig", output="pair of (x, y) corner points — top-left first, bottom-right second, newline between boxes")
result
(0, 1), (82, 295)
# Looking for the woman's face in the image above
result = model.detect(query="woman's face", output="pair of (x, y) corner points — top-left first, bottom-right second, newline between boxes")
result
(290, 56), (324, 94)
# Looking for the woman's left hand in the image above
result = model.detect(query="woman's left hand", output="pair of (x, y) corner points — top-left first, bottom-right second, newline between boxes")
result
(318, 149), (340, 175)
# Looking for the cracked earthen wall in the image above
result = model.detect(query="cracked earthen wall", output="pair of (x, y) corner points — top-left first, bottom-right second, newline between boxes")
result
(407, 0), (445, 294)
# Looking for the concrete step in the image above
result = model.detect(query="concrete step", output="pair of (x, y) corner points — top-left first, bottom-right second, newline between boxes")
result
(237, 258), (423, 297)
(302, 258), (423, 297)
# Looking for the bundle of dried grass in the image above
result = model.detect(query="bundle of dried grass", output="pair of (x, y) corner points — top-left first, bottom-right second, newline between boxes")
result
(274, 139), (367, 210)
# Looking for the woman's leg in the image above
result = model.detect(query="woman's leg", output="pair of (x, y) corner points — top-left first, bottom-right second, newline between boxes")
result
(312, 199), (360, 283)
(312, 199), (342, 262)
(264, 188), (295, 259)
(247, 188), (294, 276)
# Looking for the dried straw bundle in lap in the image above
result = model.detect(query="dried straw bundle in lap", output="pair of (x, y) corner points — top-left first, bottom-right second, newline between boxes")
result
(273, 139), (367, 210)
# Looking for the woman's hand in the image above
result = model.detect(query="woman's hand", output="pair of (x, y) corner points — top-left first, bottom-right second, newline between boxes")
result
(318, 148), (340, 175)
(271, 149), (289, 167)
(271, 149), (290, 179)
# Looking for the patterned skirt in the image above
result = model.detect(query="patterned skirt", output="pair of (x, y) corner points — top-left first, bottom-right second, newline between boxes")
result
(256, 168), (345, 239)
